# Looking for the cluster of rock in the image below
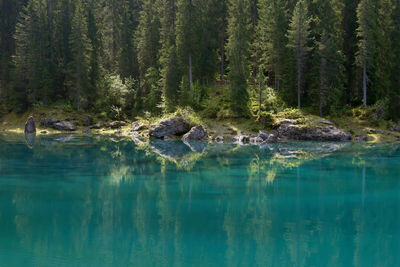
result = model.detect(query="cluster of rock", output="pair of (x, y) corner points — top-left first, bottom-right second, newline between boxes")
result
(40, 118), (77, 131)
(24, 114), (359, 148)
(232, 131), (277, 145)
(148, 116), (208, 142)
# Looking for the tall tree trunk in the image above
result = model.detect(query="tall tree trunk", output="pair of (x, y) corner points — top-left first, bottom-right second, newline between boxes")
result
(220, 30), (225, 81)
(320, 56), (327, 117)
(363, 62), (367, 106)
(189, 52), (193, 88)
(259, 80), (262, 113)
(297, 59), (301, 109)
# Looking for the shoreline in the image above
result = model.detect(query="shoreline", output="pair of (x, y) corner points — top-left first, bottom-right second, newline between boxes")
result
(1, 107), (400, 144)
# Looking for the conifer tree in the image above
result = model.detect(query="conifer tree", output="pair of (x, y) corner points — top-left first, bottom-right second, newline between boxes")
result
(287, 0), (311, 109)
(118, 0), (140, 82)
(357, 0), (394, 106)
(176, 0), (195, 105)
(256, 0), (289, 92)
(226, 0), (251, 116)
(390, 0), (400, 119)
(137, 0), (161, 112)
(87, 2), (101, 109)
(13, 0), (43, 108)
(314, 0), (345, 116)
(68, 0), (91, 110)
(159, 0), (180, 112)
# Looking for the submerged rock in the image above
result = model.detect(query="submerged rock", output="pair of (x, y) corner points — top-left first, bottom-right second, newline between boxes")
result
(216, 136), (224, 143)
(352, 135), (367, 142)
(182, 126), (208, 141)
(24, 116), (36, 134)
(149, 116), (191, 139)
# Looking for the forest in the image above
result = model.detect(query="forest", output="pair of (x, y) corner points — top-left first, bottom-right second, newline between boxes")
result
(1, 0), (400, 121)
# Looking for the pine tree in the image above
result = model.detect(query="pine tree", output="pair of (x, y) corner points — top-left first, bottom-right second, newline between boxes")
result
(256, 0), (289, 92)
(226, 0), (251, 116)
(159, 0), (180, 112)
(314, 0), (345, 116)
(53, 0), (72, 100)
(176, 0), (195, 105)
(287, 0), (311, 109)
(87, 2), (101, 109)
(68, 0), (91, 110)
(13, 0), (43, 109)
(0, 0), (26, 104)
(137, 0), (161, 112)
(390, 0), (400, 119)
(356, 0), (376, 106)
(357, 0), (394, 106)
(119, 1), (139, 82)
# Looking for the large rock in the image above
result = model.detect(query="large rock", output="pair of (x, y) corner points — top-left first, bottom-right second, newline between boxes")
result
(40, 117), (76, 131)
(40, 118), (60, 128)
(24, 116), (36, 134)
(53, 121), (77, 131)
(277, 121), (351, 141)
(149, 116), (191, 139)
(182, 126), (208, 141)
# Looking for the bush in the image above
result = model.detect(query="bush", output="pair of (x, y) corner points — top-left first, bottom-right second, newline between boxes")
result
(249, 85), (285, 116)
(99, 75), (138, 119)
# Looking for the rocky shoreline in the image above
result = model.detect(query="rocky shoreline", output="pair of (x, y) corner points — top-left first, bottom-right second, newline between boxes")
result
(21, 114), (374, 146)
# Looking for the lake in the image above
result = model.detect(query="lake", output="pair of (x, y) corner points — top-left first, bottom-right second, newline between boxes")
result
(0, 134), (399, 266)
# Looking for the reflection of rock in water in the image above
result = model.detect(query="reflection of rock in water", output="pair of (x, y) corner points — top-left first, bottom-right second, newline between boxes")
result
(258, 141), (349, 156)
(25, 132), (36, 148)
(39, 135), (75, 146)
(184, 140), (207, 153)
(150, 140), (194, 160)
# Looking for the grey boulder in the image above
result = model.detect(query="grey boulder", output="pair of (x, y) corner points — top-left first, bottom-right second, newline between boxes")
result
(24, 116), (36, 134)
(40, 118), (59, 128)
(53, 121), (77, 131)
(277, 122), (351, 141)
(149, 117), (191, 139)
(182, 126), (208, 141)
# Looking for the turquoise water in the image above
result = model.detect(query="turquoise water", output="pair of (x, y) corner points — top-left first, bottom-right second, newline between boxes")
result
(0, 134), (400, 267)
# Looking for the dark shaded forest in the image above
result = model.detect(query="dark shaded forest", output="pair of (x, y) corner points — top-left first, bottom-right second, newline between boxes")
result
(0, 0), (399, 119)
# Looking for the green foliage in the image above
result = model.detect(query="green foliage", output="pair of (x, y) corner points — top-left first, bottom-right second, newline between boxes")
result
(100, 75), (138, 119)
(226, 0), (251, 116)
(1, 0), (400, 123)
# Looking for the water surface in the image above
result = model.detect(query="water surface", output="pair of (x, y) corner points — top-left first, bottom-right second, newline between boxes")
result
(0, 134), (399, 266)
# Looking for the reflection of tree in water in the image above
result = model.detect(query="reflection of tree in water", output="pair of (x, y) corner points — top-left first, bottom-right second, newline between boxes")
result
(0, 134), (400, 266)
